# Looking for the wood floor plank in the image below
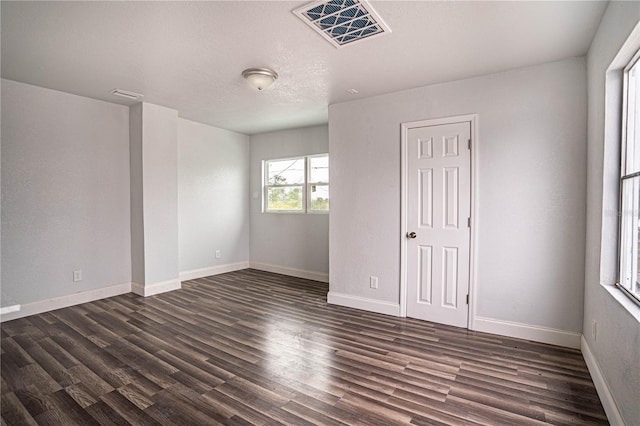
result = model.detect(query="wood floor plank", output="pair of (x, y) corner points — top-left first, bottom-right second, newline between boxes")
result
(2, 337), (35, 369)
(44, 389), (100, 425)
(13, 385), (53, 418)
(1, 391), (38, 426)
(281, 399), (348, 426)
(288, 393), (361, 425)
(83, 400), (131, 426)
(64, 383), (98, 408)
(116, 384), (154, 411)
(387, 394), (478, 426)
(1, 269), (608, 425)
(455, 368), (605, 416)
(99, 391), (161, 426)
(35, 338), (80, 370)
(19, 342), (77, 389)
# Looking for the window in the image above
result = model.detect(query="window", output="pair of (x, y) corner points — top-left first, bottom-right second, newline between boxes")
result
(264, 154), (329, 213)
(308, 154), (329, 211)
(618, 50), (640, 304)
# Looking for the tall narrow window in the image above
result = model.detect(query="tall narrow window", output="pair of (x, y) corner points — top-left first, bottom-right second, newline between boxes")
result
(308, 154), (329, 212)
(264, 154), (329, 213)
(619, 50), (640, 303)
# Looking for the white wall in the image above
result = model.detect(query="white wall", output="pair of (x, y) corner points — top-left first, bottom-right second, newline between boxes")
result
(329, 58), (587, 339)
(584, 2), (640, 424)
(1, 79), (131, 305)
(141, 103), (179, 286)
(178, 118), (250, 275)
(250, 125), (329, 280)
(129, 103), (180, 295)
(130, 103), (145, 285)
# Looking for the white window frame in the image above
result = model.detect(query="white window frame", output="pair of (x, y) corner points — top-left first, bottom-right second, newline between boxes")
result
(263, 154), (329, 214)
(306, 154), (329, 214)
(617, 48), (640, 305)
(264, 156), (306, 213)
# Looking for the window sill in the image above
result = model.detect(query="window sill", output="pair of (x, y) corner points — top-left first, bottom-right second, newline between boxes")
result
(264, 211), (305, 214)
(263, 211), (329, 215)
(602, 283), (640, 323)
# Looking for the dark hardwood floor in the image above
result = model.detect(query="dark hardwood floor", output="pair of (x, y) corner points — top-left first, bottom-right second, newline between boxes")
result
(1, 269), (607, 425)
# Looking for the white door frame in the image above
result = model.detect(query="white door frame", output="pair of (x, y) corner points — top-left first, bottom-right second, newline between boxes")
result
(400, 114), (479, 330)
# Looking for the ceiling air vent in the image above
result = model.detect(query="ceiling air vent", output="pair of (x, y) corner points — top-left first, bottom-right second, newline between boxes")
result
(110, 89), (144, 100)
(294, 0), (390, 48)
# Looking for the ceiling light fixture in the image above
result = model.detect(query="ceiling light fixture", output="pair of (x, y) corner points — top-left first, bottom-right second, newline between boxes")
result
(242, 68), (278, 91)
(109, 88), (144, 100)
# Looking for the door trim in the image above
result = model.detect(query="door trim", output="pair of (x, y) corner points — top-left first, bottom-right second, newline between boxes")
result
(400, 114), (479, 329)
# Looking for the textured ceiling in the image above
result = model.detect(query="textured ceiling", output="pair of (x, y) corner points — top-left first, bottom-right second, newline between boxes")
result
(1, 1), (607, 135)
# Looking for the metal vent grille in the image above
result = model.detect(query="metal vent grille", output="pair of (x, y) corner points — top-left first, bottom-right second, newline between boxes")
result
(293, 0), (390, 48)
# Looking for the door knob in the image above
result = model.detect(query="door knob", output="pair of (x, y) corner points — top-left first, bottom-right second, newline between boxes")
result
(406, 232), (417, 239)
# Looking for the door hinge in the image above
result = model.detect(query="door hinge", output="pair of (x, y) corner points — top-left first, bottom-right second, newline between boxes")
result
(468, 139), (471, 150)
(466, 294), (469, 305)
(467, 217), (471, 228)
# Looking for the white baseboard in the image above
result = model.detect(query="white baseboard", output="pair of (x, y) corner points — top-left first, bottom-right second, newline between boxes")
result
(0, 282), (132, 322)
(327, 291), (400, 317)
(0, 304), (21, 315)
(180, 261), (250, 282)
(249, 261), (328, 283)
(473, 316), (581, 349)
(132, 278), (181, 297)
(581, 336), (625, 426)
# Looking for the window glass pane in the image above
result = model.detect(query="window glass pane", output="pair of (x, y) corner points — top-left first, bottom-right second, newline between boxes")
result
(619, 176), (640, 300)
(309, 184), (329, 211)
(625, 59), (640, 174)
(267, 186), (303, 211)
(309, 155), (329, 183)
(268, 159), (305, 185)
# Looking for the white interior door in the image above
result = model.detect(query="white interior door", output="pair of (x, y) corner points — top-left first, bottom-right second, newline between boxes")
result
(405, 121), (471, 328)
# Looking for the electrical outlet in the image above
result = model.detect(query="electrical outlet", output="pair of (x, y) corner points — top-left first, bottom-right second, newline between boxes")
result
(592, 320), (598, 341)
(370, 276), (378, 289)
(215, 250), (221, 259)
(73, 270), (82, 282)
